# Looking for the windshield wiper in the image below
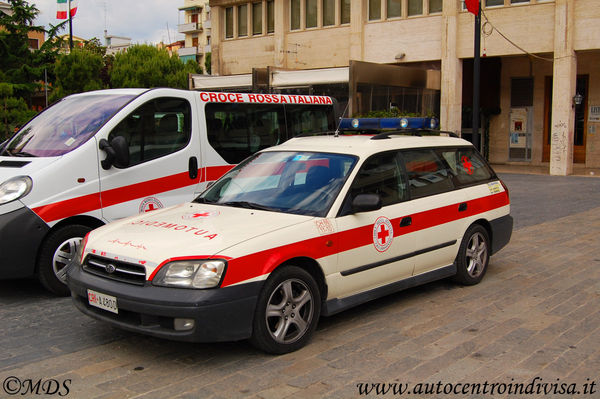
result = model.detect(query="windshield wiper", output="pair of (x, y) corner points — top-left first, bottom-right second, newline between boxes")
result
(194, 197), (215, 204)
(220, 201), (277, 212)
(11, 151), (36, 157)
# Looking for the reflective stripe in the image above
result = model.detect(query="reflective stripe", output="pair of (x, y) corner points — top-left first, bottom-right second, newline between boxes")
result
(218, 191), (510, 287)
(31, 165), (236, 223)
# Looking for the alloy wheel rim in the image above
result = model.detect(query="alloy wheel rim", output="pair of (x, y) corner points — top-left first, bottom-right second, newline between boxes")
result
(52, 237), (82, 284)
(465, 232), (487, 278)
(265, 278), (314, 344)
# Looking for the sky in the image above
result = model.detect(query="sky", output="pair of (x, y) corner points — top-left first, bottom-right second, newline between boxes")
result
(32, 0), (185, 44)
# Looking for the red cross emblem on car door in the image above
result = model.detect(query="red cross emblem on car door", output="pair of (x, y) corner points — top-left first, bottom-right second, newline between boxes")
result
(373, 217), (394, 252)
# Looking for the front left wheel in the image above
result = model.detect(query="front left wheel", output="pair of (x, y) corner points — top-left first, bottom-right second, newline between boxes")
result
(37, 225), (91, 296)
(250, 266), (321, 354)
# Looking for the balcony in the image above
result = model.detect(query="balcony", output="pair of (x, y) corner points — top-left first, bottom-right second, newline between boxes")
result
(178, 22), (202, 34)
(178, 46), (202, 57)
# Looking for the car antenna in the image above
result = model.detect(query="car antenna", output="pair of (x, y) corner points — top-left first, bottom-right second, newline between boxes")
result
(334, 101), (350, 138)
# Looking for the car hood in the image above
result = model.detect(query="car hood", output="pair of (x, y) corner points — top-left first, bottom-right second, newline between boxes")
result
(84, 202), (314, 278)
(0, 156), (60, 182)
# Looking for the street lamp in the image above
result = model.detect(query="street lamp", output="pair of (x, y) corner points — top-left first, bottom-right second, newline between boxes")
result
(572, 93), (583, 108)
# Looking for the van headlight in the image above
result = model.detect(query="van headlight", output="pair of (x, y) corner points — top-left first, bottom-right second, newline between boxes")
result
(152, 260), (226, 289)
(0, 176), (32, 205)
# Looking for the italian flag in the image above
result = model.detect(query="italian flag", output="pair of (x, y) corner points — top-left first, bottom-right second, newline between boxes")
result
(57, 0), (78, 19)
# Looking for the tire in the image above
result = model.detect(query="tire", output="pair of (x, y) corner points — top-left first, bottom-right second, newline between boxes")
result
(37, 225), (91, 296)
(453, 224), (490, 286)
(250, 266), (321, 354)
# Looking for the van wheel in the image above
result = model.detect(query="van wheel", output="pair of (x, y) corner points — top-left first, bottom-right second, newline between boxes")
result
(38, 225), (91, 296)
(250, 266), (321, 354)
(453, 225), (490, 286)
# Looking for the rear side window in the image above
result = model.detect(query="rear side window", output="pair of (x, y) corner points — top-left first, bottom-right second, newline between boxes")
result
(285, 104), (334, 137)
(108, 97), (191, 167)
(441, 148), (493, 187)
(205, 103), (285, 164)
(402, 149), (454, 199)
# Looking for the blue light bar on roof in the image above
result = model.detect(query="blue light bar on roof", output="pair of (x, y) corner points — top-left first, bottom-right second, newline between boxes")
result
(339, 117), (439, 130)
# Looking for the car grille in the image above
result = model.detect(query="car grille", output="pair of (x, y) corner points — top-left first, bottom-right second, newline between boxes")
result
(83, 255), (146, 285)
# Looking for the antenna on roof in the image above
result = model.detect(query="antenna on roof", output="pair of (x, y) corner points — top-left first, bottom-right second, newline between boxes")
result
(334, 101), (350, 138)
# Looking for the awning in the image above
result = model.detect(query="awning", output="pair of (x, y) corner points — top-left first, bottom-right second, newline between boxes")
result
(270, 67), (349, 87)
(191, 74), (252, 90)
(178, 6), (202, 11)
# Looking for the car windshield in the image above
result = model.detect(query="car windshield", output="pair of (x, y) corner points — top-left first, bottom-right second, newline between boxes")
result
(2, 93), (136, 157)
(196, 151), (357, 217)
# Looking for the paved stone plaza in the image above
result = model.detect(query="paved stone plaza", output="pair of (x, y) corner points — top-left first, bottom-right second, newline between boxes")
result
(1, 173), (599, 398)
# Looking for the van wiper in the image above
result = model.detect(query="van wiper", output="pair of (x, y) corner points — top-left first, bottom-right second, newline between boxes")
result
(12, 151), (36, 157)
(220, 201), (277, 212)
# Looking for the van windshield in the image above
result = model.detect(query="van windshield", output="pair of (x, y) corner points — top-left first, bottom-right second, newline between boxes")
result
(3, 93), (136, 157)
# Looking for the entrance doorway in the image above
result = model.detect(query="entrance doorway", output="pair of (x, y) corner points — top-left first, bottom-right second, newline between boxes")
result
(543, 75), (588, 163)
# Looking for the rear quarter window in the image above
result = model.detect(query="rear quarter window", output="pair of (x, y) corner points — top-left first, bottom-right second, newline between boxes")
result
(440, 148), (493, 187)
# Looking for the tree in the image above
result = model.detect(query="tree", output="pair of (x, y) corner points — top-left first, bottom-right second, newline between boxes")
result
(0, 83), (35, 140)
(0, 0), (63, 102)
(204, 52), (211, 75)
(110, 44), (202, 89)
(52, 48), (104, 101)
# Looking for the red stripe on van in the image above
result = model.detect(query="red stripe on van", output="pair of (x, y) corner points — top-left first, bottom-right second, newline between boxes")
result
(218, 191), (510, 287)
(31, 165), (233, 223)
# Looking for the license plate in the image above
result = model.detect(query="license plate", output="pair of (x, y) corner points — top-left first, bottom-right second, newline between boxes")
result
(87, 289), (118, 314)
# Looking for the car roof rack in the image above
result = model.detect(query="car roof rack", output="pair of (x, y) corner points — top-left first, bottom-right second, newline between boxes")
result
(370, 130), (460, 140)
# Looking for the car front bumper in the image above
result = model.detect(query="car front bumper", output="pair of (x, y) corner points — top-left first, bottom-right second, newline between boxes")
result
(67, 262), (262, 343)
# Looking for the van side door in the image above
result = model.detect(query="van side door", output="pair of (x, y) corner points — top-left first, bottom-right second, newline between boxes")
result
(97, 92), (202, 221)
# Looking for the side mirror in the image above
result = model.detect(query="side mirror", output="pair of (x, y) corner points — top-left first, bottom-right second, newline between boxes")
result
(99, 136), (130, 170)
(352, 193), (382, 213)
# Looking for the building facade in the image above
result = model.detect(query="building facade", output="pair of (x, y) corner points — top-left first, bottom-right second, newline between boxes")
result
(206, 0), (600, 175)
(179, 0), (212, 71)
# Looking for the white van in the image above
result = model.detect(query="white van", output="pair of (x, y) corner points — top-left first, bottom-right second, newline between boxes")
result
(0, 88), (335, 295)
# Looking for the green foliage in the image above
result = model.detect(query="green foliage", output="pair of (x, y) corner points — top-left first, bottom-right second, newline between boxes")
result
(0, 0), (64, 102)
(0, 83), (36, 140)
(110, 44), (202, 89)
(204, 52), (211, 75)
(52, 48), (104, 101)
(83, 37), (107, 57)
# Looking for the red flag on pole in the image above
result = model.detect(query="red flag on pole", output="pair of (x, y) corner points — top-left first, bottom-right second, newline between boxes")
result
(465, 0), (479, 15)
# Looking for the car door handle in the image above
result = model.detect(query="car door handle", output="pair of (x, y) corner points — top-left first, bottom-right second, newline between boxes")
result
(458, 202), (468, 212)
(189, 157), (198, 180)
(400, 216), (412, 227)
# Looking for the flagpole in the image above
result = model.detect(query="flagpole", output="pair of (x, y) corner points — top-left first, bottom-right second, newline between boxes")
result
(68, 0), (73, 51)
(472, 1), (481, 151)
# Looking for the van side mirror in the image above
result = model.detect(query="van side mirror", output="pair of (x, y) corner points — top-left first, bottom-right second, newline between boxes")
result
(352, 193), (382, 213)
(99, 136), (130, 170)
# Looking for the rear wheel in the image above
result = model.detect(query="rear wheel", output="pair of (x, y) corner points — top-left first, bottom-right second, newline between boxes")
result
(453, 224), (490, 285)
(38, 225), (91, 296)
(250, 266), (321, 354)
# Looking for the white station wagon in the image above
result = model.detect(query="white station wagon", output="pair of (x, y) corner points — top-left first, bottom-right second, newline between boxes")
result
(67, 132), (512, 354)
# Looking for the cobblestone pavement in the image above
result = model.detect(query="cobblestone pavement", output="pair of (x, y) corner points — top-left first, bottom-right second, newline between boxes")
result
(1, 174), (599, 398)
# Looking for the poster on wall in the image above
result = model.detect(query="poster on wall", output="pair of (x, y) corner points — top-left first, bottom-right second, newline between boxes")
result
(509, 108), (528, 148)
(589, 105), (600, 122)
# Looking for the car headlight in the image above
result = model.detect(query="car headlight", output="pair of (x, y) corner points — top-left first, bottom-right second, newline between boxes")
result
(0, 176), (32, 205)
(152, 260), (226, 289)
